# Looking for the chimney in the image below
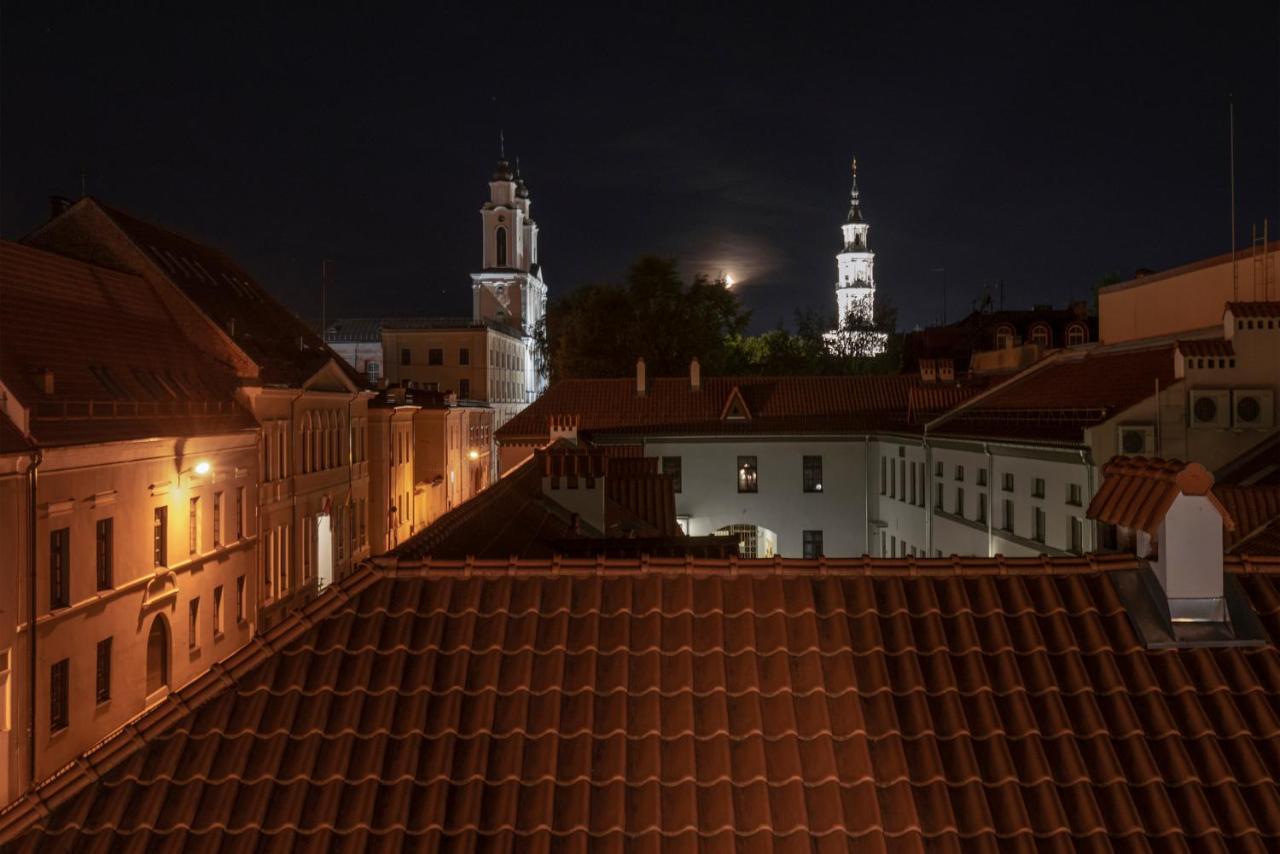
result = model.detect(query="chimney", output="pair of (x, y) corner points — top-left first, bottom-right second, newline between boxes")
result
(41, 369), (55, 395)
(689, 357), (701, 391)
(549, 414), (580, 444)
(636, 357), (646, 397)
(540, 448), (607, 533)
(48, 196), (72, 220)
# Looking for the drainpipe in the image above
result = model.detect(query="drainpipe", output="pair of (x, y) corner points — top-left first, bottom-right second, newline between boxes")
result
(1081, 448), (1095, 551)
(984, 442), (994, 557)
(863, 437), (871, 555)
(25, 447), (42, 791)
(923, 426), (933, 556)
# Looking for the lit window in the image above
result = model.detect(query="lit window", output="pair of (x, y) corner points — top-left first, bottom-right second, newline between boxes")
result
(154, 507), (168, 566)
(995, 325), (1016, 350)
(189, 497), (200, 555)
(96, 518), (113, 590)
(737, 456), (758, 493)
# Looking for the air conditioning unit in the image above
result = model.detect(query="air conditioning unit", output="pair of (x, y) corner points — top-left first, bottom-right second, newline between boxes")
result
(1232, 388), (1275, 429)
(1117, 424), (1155, 456)
(1189, 389), (1231, 429)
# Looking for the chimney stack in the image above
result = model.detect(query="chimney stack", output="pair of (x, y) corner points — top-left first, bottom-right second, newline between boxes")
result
(48, 196), (72, 220)
(690, 357), (701, 391)
(41, 369), (55, 395)
(636, 357), (646, 397)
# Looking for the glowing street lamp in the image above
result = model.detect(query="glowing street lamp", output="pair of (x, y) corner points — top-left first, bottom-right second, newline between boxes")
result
(194, 460), (212, 476)
(468, 449), (480, 461)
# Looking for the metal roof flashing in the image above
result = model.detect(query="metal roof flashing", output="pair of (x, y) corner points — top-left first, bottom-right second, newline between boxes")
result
(1113, 563), (1267, 648)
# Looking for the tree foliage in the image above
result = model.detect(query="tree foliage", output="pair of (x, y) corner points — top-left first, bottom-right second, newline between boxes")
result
(535, 255), (902, 381)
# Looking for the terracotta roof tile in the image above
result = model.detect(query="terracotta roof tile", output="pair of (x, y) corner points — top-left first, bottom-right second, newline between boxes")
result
(931, 346), (1177, 443)
(1087, 456), (1235, 535)
(498, 374), (931, 442)
(1228, 302), (1280, 319)
(1218, 486), (1280, 555)
(1178, 338), (1235, 358)
(0, 241), (257, 445)
(6, 554), (1280, 850)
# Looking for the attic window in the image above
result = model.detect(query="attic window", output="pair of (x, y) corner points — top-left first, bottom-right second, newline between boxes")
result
(720, 387), (751, 421)
(90, 365), (129, 399)
(1066, 323), (1087, 346)
(1029, 324), (1051, 348)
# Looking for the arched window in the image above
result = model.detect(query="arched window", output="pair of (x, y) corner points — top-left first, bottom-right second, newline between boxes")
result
(994, 324), (1016, 350)
(146, 615), (170, 696)
(301, 413), (312, 474)
(1066, 323), (1087, 346)
(495, 226), (508, 267)
(1029, 324), (1051, 348)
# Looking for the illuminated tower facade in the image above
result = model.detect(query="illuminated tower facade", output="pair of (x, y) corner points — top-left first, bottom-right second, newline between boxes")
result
(828, 158), (886, 356)
(470, 146), (548, 398)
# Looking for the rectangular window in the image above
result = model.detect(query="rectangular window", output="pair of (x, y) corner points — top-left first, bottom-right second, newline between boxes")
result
(879, 457), (887, 494)
(1002, 473), (1015, 492)
(189, 497), (200, 555)
(954, 464), (964, 481)
(737, 456), (758, 493)
(1067, 483), (1082, 506)
(459, 378), (471, 398)
(96, 638), (112, 703)
(400, 347), (411, 365)
(802, 456), (823, 493)
(890, 535), (896, 556)
(1003, 499), (1015, 532)
(888, 460), (896, 498)
(1070, 517), (1084, 553)
(1032, 477), (1046, 499)
(428, 348), (443, 366)
(898, 460), (906, 501)
(459, 347), (470, 366)
(802, 530), (823, 559)
(50, 659), (69, 733)
(935, 462), (944, 478)
(95, 518), (113, 590)
(213, 492), (223, 548)
(236, 487), (245, 539)
(954, 487), (965, 518)
(977, 468), (988, 487)
(189, 598), (200, 648)
(154, 506), (168, 566)
(236, 575), (246, 622)
(935, 485), (944, 511)
(1033, 508), (1046, 542)
(50, 528), (70, 610)
(213, 585), (224, 636)
(661, 456), (682, 493)
(977, 493), (988, 524)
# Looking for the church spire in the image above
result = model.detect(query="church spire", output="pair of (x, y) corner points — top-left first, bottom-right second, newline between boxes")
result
(492, 130), (514, 181)
(846, 157), (863, 223)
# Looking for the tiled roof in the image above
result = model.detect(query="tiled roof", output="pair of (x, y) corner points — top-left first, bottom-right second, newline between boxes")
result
(930, 346), (1177, 443)
(1227, 302), (1280, 319)
(0, 241), (257, 446)
(498, 375), (928, 442)
(1177, 338), (1235, 358)
(6, 553), (1280, 850)
(1087, 457), (1234, 536)
(606, 470), (679, 537)
(1217, 434), (1280, 487)
(1218, 486), (1280, 554)
(905, 383), (984, 423)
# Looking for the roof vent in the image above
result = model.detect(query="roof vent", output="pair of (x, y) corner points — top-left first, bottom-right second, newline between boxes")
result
(636, 357), (646, 397)
(1088, 456), (1265, 647)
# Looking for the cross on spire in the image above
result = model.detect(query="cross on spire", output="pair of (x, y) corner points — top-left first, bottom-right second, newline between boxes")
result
(847, 156), (863, 223)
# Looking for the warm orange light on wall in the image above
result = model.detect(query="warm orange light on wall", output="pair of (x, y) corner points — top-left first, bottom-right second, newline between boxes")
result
(468, 449), (480, 461)
(194, 461), (212, 475)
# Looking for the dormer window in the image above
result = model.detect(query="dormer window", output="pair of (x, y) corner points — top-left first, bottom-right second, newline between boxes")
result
(1029, 324), (1051, 348)
(994, 324), (1016, 350)
(1066, 323), (1087, 347)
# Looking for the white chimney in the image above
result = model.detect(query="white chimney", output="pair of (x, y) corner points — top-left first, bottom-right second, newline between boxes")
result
(548, 414), (580, 444)
(540, 449), (606, 533)
(690, 357), (701, 391)
(1153, 464), (1229, 622)
(636, 357), (646, 397)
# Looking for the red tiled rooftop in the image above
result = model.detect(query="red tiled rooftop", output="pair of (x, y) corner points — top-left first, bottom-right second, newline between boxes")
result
(930, 345), (1178, 443)
(1087, 456), (1234, 536)
(0, 241), (256, 446)
(1227, 301), (1280, 319)
(5, 553), (1280, 850)
(1219, 486), (1280, 554)
(498, 374), (930, 442)
(1177, 338), (1235, 358)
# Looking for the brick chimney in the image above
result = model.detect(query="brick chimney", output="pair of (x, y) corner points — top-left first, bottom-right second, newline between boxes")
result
(636, 357), (646, 397)
(549, 414), (580, 444)
(690, 357), (701, 391)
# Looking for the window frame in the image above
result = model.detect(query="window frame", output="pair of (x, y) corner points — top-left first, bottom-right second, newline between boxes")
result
(154, 506), (168, 566)
(427, 348), (444, 366)
(50, 527), (70, 610)
(802, 530), (824, 559)
(736, 456), (758, 494)
(95, 518), (113, 590)
(802, 456), (823, 493)
(661, 456), (682, 493)
(50, 658), (69, 733)
(96, 638), (112, 703)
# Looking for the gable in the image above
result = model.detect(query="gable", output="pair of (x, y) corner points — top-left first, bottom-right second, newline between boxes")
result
(719, 385), (752, 421)
(302, 358), (363, 394)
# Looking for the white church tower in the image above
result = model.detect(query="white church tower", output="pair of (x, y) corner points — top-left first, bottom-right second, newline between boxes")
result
(471, 143), (549, 397)
(827, 158), (886, 356)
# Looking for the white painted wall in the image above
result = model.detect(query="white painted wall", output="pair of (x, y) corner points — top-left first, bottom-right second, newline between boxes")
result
(642, 438), (869, 557)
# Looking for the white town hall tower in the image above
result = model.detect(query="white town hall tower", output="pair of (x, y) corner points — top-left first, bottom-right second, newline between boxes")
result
(471, 146), (549, 398)
(828, 158), (886, 356)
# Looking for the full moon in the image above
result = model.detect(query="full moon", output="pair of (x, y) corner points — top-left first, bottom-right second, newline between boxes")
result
(724, 274), (735, 288)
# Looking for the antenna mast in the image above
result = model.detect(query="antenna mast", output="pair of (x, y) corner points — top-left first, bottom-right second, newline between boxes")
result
(321, 260), (333, 340)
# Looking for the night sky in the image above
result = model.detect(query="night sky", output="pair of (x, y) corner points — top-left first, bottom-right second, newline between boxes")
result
(3, 4), (1277, 332)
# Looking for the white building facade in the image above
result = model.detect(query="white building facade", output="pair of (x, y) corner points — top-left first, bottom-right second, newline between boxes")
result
(470, 152), (548, 402)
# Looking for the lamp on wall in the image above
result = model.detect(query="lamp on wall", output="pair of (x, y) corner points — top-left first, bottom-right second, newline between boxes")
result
(194, 461), (212, 476)
(468, 449), (480, 461)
